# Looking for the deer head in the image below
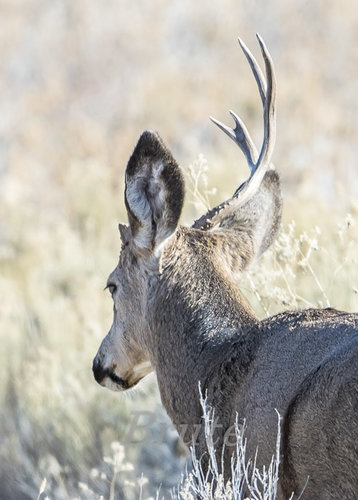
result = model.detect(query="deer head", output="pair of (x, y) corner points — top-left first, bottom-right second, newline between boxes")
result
(92, 35), (281, 394)
(92, 131), (185, 391)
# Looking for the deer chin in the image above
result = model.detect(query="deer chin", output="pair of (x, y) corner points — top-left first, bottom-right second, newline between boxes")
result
(104, 361), (153, 392)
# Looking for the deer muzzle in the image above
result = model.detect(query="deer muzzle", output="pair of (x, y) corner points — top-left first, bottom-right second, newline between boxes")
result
(92, 357), (129, 389)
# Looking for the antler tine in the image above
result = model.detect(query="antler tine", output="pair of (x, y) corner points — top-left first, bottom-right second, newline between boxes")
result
(238, 36), (266, 106)
(255, 33), (276, 169)
(210, 112), (258, 168)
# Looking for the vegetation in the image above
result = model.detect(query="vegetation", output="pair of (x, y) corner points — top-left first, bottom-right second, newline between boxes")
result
(0, 1), (358, 499)
(174, 389), (283, 500)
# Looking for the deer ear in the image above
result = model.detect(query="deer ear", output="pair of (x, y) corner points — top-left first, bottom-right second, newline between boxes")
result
(124, 131), (185, 252)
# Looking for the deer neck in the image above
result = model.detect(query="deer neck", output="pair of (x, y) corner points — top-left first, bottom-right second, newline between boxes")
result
(146, 228), (258, 427)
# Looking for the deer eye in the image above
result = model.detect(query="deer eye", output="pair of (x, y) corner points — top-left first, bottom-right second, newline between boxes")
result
(106, 283), (117, 296)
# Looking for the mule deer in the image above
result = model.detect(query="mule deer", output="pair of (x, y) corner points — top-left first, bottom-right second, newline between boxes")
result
(93, 35), (358, 499)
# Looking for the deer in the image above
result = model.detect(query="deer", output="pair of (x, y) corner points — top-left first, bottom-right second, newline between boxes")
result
(92, 35), (358, 499)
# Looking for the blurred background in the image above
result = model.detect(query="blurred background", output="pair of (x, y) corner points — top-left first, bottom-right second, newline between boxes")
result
(1, 0), (358, 498)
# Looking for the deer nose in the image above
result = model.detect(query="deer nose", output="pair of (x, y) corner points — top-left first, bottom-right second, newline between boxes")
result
(92, 357), (108, 385)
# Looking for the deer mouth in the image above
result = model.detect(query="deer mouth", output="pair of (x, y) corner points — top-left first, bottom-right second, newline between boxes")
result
(108, 372), (130, 390)
(105, 371), (143, 392)
(92, 359), (132, 391)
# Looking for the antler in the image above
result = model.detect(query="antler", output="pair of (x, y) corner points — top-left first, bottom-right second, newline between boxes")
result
(192, 34), (276, 230)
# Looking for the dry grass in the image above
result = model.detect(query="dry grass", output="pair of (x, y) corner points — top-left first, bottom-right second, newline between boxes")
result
(175, 389), (282, 500)
(1, 1), (358, 499)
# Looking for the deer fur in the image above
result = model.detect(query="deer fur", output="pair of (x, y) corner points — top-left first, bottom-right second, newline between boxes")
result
(93, 37), (358, 499)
